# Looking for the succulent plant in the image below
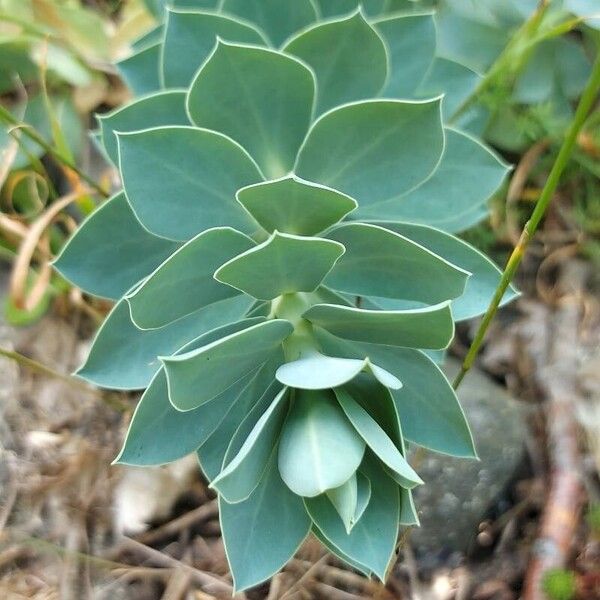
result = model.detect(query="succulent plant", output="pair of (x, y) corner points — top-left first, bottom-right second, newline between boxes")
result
(54, 0), (516, 591)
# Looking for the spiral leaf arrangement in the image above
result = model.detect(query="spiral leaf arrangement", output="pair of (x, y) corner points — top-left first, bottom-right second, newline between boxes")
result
(54, 0), (516, 590)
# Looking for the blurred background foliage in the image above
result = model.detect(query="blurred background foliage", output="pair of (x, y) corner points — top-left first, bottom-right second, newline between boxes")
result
(0, 0), (599, 325)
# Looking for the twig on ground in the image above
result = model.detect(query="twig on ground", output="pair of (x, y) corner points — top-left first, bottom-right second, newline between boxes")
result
(522, 262), (587, 599)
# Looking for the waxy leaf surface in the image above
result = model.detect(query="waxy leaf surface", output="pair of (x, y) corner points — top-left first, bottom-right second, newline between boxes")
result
(78, 296), (253, 390)
(212, 388), (289, 502)
(296, 99), (444, 209)
(215, 232), (345, 301)
(303, 303), (454, 349)
(118, 126), (261, 241)
(325, 222), (469, 304)
(375, 13), (436, 96)
(236, 176), (357, 236)
(187, 42), (315, 178)
(54, 192), (178, 300)
(98, 90), (189, 165)
(127, 227), (255, 328)
(278, 389), (366, 497)
(163, 319), (293, 410)
(161, 9), (267, 88)
(284, 12), (388, 114)
(221, 0), (317, 47)
(220, 453), (311, 592)
(275, 352), (401, 390)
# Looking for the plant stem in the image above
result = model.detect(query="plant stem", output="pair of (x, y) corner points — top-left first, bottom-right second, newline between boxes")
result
(0, 105), (109, 198)
(0, 346), (128, 411)
(453, 52), (600, 390)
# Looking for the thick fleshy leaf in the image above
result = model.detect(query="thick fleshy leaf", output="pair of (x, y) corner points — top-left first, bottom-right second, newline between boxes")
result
(305, 457), (399, 580)
(365, 221), (518, 320)
(335, 388), (422, 488)
(435, 201), (490, 234)
(221, 0), (317, 47)
(375, 13), (436, 97)
(220, 452), (311, 593)
(326, 474), (357, 533)
(303, 303), (454, 349)
(275, 352), (401, 390)
(315, 330), (476, 457)
(215, 232), (345, 301)
(435, 2), (508, 73)
(118, 126), (261, 241)
(343, 373), (404, 449)
(116, 42), (161, 95)
(98, 91), (188, 165)
(236, 176), (357, 236)
(198, 355), (283, 480)
(278, 389), (366, 497)
(187, 41), (315, 178)
(283, 11), (388, 114)
(325, 222), (469, 304)
(77, 296), (253, 390)
(354, 471), (372, 526)
(212, 388), (289, 502)
(416, 57), (481, 121)
(163, 319), (293, 410)
(114, 369), (253, 466)
(295, 99), (444, 210)
(358, 128), (510, 223)
(312, 526), (371, 576)
(127, 227), (255, 328)
(400, 487), (420, 526)
(53, 193), (178, 300)
(161, 9), (267, 88)
(315, 0), (385, 18)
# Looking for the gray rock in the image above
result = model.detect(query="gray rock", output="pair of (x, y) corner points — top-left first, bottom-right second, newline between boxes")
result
(410, 358), (528, 564)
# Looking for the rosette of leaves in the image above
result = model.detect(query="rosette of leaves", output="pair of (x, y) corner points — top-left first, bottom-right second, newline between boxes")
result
(54, 1), (516, 591)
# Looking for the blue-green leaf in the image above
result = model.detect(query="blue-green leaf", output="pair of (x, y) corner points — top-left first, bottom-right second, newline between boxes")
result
(335, 388), (422, 488)
(221, 0), (317, 47)
(365, 221), (518, 320)
(283, 11), (388, 114)
(375, 12), (436, 97)
(358, 128), (510, 224)
(187, 41), (315, 178)
(236, 175), (357, 236)
(53, 193), (178, 300)
(116, 42), (161, 95)
(275, 351), (401, 390)
(305, 456), (399, 580)
(198, 356), (283, 480)
(161, 9), (267, 88)
(278, 389), (366, 497)
(118, 126), (261, 241)
(315, 330), (476, 458)
(417, 57), (481, 121)
(326, 474), (357, 533)
(220, 452), (311, 592)
(98, 90), (189, 165)
(212, 388), (289, 502)
(78, 295), (253, 390)
(114, 369), (254, 466)
(163, 319), (293, 410)
(215, 232), (345, 301)
(127, 227), (255, 328)
(296, 99), (444, 210)
(325, 222), (469, 304)
(303, 302), (454, 349)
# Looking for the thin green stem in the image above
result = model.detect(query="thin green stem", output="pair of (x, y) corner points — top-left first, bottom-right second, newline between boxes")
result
(453, 52), (600, 390)
(0, 105), (109, 197)
(0, 346), (128, 411)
